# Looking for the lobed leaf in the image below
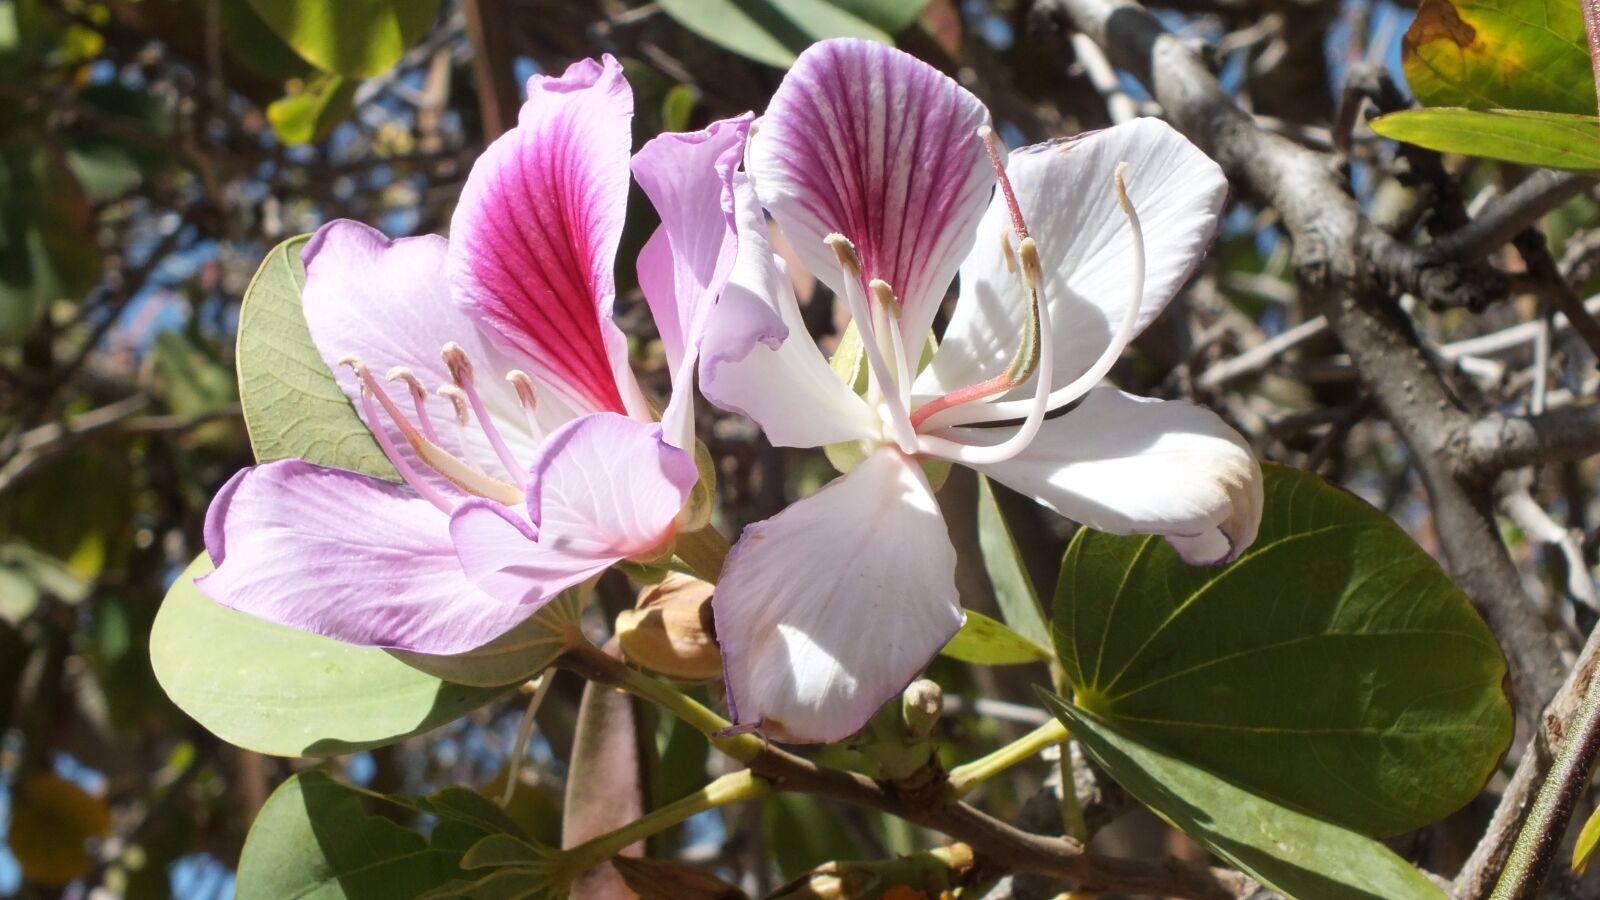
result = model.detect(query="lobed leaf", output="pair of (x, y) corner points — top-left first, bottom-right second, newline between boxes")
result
(1053, 463), (1511, 836)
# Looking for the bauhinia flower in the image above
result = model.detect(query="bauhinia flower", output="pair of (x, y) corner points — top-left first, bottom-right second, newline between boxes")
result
(199, 57), (750, 655)
(701, 39), (1264, 742)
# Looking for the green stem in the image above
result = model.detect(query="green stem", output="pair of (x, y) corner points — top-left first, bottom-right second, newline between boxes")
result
(563, 639), (764, 763)
(561, 770), (769, 875)
(946, 719), (1069, 798)
(1491, 666), (1600, 899)
(674, 526), (730, 583)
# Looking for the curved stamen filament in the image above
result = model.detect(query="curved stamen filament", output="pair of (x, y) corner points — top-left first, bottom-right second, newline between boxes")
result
(826, 234), (917, 453)
(344, 356), (524, 507)
(919, 161), (1147, 430)
(506, 370), (543, 438)
(871, 279), (913, 413)
(917, 234), (1055, 465)
(386, 367), (440, 444)
(443, 342), (526, 481)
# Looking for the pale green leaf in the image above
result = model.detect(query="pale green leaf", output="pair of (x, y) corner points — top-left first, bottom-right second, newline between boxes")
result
(1043, 696), (1445, 900)
(236, 235), (394, 478)
(267, 74), (358, 145)
(976, 476), (1051, 651)
(1054, 463), (1511, 836)
(1574, 803), (1600, 874)
(389, 589), (585, 687)
(657, 0), (890, 69)
(1370, 108), (1600, 172)
(151, 555), (505, 756)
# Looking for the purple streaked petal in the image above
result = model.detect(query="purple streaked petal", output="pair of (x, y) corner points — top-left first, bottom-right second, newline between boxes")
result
(959, 387), (1263, 565)
(746, 38), (993, 344)
(698, 178), (880, 448)
(919, 118), (1229, 400)
(713, 447), (963, 743)
(451, 413), (699, 605)
(632, 113), (753, 448)
(196, 460), (536, 655)
(300, 220), (557, 487)
(448, 56), (645, 418)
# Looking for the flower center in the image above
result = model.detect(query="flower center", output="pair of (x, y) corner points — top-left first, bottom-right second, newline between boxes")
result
(340, 342), (541, 512)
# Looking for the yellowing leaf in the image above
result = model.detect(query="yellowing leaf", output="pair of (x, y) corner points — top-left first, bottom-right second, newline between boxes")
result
(1574, 804), (1600, 873)
(1402, 0), (1596, 115)
(9, 774), (111, 887)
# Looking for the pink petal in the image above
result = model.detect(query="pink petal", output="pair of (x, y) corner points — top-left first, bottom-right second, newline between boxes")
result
(300, 220), (555, 487)
(448, 56), (646, 419)
(746, 38), (994, 342)
(197, 460), (537, 654)
(919, 119), (1229, 402)
(632, 113), (753, 447)
(713, 448), (963, 743)
(450, 413), (699, 604)
(961, 387), (1263, 565)
(697, 178), (881, 448)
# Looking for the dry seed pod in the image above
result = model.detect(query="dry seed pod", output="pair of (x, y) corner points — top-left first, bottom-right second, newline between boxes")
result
(615, 572), (722, 682)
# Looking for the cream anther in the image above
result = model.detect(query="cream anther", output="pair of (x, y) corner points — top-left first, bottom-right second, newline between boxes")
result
(506, 370), (538, 410)
(868, 279), (902, 319)
(436, 385), (471, 425)
(441, 341), (474, 386)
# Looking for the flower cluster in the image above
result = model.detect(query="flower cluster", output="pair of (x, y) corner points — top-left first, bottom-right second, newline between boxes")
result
(201, 41), (1262, 744)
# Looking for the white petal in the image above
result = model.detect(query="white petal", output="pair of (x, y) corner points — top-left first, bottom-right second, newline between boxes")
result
(919, 118), (1227, 402)
(698, 178), (881, 448)
(961, 388), (1262, 565)
(712, 448), (963, 743)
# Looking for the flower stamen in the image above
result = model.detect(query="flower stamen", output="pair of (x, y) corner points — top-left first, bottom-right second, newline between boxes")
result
(385, 366), (440, 444)
(442, 342), (527, 481)
(341, 357), (453, 513)
(825, 234), (917, 453)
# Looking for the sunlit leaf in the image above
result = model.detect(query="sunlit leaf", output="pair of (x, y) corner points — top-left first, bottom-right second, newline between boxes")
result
(1043, 696), (1445, 900)
(941, 609), (1051, 666)
(656, 0), (894, 69)
(1402, 0), (1595, 115)
(151, 555), (505, 756)
(267, 73), (359, 145)
(1370, 107), (1600, 172)
(246, 0), (440, 78)
(236, 235), (394, 478)
(1054, 463), (1512, 837)
(1575, 803), (1600, 874)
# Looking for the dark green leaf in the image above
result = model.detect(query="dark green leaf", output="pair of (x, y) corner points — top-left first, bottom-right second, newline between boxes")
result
(0, 143), (101, 340)
(236, 235), (394, 477)
(1043, 696), (1444, 900)
(941, 609), (1052, 666)
(1054, 463), (1511, 836)
(1370, 107), (1600, 172)
(1402, 0), (1595, 115)
(151, 555), (505, 756)
(246, 0), (440, 77)
(236, 771), (510, 900)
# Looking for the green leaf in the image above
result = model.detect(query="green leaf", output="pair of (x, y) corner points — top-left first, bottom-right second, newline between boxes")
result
(826, 0), (930, 32)
(1402, 0), (1595, 115)
(1054, 463), (1511, 837)
(267, 74), (359, 145)
(941, 609), (1051, 666)
(237, 771), (513, 900)
(149, 330), (238, 417)
(1370, 107), (1600, 172)
(246, 0), (440, 78)
(656, 0), (892, 69)
(976, 476), (1052, 651)
(151, 555), (505, 756)
(389, 589), (585, 687)
(1042, 696), (1445, 900)
(236, 235), (394, 478)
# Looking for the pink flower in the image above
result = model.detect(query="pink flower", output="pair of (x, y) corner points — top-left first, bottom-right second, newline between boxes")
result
(199, 57), (749, 655)
(702, 39), (1264, 742)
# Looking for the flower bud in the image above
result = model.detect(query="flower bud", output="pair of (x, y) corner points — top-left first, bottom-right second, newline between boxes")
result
(901, 679), (943, 739)
(614, 572), (722, 682)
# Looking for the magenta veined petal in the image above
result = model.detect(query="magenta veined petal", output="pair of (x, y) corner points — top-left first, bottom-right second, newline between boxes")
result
(448, 55), (644, 419)
(197, 460), (541, 655)
(746, 38), (994, 343)
(450, 413), (700, 605)
(713, 447), (964, 743)
(633, 113), (753, 448)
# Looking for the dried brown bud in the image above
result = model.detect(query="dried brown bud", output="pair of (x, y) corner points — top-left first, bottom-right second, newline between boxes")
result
(615, 572), (722, 682)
